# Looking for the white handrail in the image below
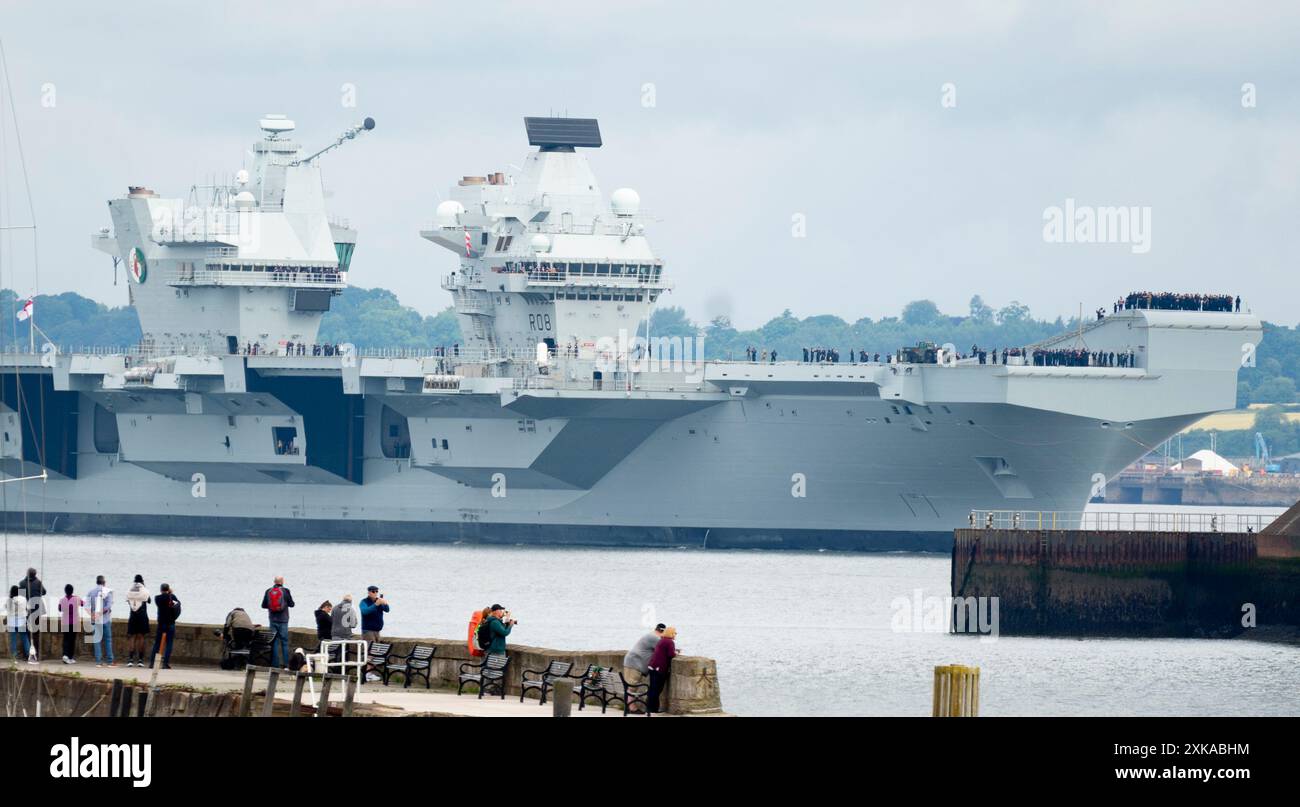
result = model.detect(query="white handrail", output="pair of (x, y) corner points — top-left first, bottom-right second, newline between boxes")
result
(968, 509), (1276, 533)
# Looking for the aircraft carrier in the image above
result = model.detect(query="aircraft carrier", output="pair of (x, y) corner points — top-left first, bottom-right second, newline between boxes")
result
(0, 115), (1263, 550)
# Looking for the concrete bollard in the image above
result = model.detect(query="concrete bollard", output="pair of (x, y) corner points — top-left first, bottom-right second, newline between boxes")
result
(551, 680), (573, 717)
(932, 664), (980, 717)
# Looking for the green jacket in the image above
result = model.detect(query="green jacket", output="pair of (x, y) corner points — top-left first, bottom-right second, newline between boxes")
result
(485, 615), (512, 654)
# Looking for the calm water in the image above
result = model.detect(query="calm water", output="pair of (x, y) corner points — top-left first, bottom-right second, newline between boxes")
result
(5, 525), (1296, 716)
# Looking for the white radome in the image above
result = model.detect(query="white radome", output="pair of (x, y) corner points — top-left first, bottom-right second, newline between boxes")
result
(234, 190), (257, 206)
(259, 114), (295, 134)
(235, 169), (250, 186)
(530, 234), (551, 253)
(436, 200), (465, 224)
(611, 187), (640, 217)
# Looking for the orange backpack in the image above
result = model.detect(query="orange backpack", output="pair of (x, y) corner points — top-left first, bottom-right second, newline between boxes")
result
(467, 610), (485, 657)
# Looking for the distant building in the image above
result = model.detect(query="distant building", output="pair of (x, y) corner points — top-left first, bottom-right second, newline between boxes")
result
(1172, 449), (1239, 476)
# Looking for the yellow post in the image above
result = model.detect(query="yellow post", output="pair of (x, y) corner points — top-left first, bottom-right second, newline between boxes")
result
(932, 664), (980, 717)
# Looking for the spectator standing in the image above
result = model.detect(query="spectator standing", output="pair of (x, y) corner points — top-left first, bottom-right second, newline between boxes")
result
(17, 566), (45, 604)
(623, 623), (665, 688)
(85, 575), (115, 667)
(359, 586), (390, 644)
(330, 593), (360, 668)
(623, 622), (665, 715)
(314, 601), (333, 644)
(647, 626), (680, 714)
(149, 584), (181, 669)
(58, 584), (84, 664)
(331, 594), (358, 640)
(260, 576), (296, 668)
(17, 567), (45, 662)
(7, 585), (30, 663)
(482, 604), (516, 655)
(125, 575), (151, 667)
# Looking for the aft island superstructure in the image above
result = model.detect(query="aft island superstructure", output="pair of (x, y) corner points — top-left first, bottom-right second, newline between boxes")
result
(0, 116), (1262, 550)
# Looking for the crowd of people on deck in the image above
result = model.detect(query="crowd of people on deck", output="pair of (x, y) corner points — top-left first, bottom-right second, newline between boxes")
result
(802, 347), (842, 363)
(237, 341), (344, 357)
(1120, 292), (1240, 312)
(1032, 347), (1136, 367)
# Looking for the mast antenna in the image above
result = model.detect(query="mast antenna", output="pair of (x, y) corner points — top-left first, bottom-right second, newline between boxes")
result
(290, 117), (376, 166)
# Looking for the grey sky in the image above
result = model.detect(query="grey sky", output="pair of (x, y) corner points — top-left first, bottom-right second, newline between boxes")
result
(1, 1), (1298, 328)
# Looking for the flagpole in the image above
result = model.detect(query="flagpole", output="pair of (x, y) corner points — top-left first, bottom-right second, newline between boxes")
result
(30, 319), (51, 350)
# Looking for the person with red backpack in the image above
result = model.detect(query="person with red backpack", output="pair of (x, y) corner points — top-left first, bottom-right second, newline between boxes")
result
(260, 576), (296, 668)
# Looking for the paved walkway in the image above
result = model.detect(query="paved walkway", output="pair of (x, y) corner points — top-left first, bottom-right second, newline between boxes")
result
(14, 658), (641, 717)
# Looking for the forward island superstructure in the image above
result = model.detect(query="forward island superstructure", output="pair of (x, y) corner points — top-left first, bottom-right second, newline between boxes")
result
(0, 115), (1263, 550)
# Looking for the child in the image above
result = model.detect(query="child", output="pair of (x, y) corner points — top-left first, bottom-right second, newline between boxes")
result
(58, 584), (85, 664)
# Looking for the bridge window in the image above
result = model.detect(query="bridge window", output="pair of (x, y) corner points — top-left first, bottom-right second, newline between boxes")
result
(272, 426), (299, 456)
(334, 242), (355, 271)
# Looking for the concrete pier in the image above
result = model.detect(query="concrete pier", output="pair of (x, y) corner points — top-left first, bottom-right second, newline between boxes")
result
(16, 619), (726, 716)
(952, 527), (1300, 636)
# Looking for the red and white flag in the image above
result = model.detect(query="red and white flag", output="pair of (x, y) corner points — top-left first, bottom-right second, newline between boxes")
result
(464, 229), (472, 258)
(15, 297), (33, 322)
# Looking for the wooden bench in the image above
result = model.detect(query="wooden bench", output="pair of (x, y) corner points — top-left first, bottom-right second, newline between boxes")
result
(457, 653), (509, 699)
(520, 660), (572, 704)
(384, 645), (435, 688)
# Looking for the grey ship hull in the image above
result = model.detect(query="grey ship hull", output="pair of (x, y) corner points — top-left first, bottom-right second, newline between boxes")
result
(0, 341), (1229, 552)
(0, 309), (1262, 552)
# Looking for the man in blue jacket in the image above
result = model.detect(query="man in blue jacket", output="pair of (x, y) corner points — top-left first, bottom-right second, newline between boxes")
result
(359, 586), (389, 644)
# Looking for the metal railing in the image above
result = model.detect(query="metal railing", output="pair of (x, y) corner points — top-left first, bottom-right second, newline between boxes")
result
(2, 343), (216, 361)
(175, 268), (346, 287)
(968, 509), (1277, 533)
(1027, 313), (1115, 352)
(356, 346), (537, 362)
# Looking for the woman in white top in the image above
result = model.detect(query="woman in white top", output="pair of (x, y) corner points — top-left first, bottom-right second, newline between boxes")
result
(124, 575), (152, 667)
(7, 585), (30, 662)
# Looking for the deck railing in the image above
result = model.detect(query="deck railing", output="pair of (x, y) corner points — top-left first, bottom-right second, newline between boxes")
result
(968, 509), (1276, 533)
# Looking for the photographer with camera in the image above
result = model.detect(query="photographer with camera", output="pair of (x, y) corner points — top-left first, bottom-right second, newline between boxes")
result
(481, 603), (516, 654)
(360, 585), (390, 644)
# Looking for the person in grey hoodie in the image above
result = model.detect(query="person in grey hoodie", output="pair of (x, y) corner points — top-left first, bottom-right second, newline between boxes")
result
(623, 623), (665, 688)
(331, 594), (358, 639)
(329, 593), (359, 665)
